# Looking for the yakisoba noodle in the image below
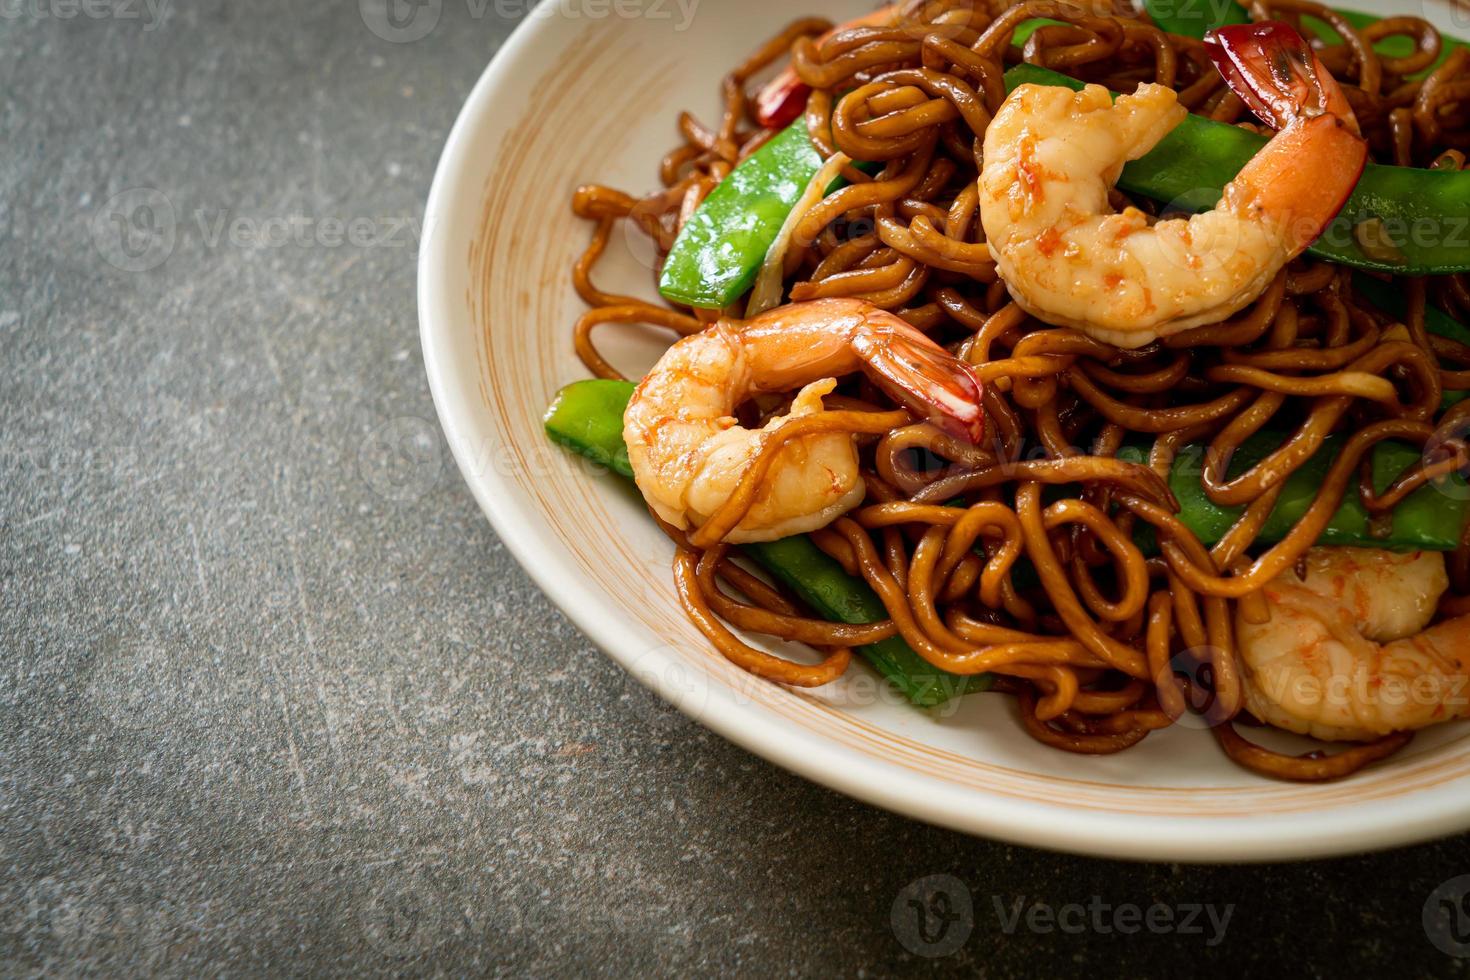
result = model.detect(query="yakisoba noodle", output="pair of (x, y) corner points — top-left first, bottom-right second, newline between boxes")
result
(566, 0), (1470, 780)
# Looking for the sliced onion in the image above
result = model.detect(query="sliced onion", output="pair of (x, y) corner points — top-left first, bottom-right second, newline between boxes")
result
(746, 150), (852, 318)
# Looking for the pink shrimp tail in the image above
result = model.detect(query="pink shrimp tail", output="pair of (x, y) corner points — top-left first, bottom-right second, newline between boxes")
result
(1203, 21), (1367, 256)
(1204, 21), (1360, 134)
(854, 329), (986, 445)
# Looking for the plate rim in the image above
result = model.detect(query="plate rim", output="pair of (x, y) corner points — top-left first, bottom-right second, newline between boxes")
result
(418, 2), (1470, 861)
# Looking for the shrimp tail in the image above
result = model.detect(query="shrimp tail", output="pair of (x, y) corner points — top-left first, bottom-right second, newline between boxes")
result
(1205, 21), (1368, 257)
(1204, 21), (1360, 134)
(851, 329), (986, 445)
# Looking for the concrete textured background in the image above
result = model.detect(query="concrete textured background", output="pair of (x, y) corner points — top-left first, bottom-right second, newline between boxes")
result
(2, 0), (1469, 975)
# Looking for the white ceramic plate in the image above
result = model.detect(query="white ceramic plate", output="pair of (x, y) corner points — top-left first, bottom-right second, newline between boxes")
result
(421, 0), (1470, 860)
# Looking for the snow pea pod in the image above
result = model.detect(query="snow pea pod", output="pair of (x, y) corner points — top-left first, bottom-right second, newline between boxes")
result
(1160, 431), (1470, 553)
(657, 121), (831, 310)
(743, 537), (991, 706)
(658, 21), (1069, 310)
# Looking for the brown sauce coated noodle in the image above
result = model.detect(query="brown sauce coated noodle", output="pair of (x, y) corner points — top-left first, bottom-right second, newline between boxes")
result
(564, 0), (1470, 779)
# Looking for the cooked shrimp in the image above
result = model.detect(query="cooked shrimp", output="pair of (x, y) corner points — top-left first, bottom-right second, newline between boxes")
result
(623, 297), (982, 544)
(979, 22), (1367, 348)
(1235, 547), (1470, 741)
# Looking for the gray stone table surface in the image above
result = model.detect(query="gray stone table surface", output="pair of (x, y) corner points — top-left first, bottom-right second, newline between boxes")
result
(3, 0), (1469, 975)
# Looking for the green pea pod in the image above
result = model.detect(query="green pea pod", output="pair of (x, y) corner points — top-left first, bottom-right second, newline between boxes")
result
(658, 122), (834, 309)
(742, 537), (990, 707)
(1005, 63), (1470, 275)
(1144, 0), (1466, 75)
(544, 379), (989, 707)
(1163, 431), (1470, 552)
(543, 376), (635, 477)
(657, 21), (1069, 310)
